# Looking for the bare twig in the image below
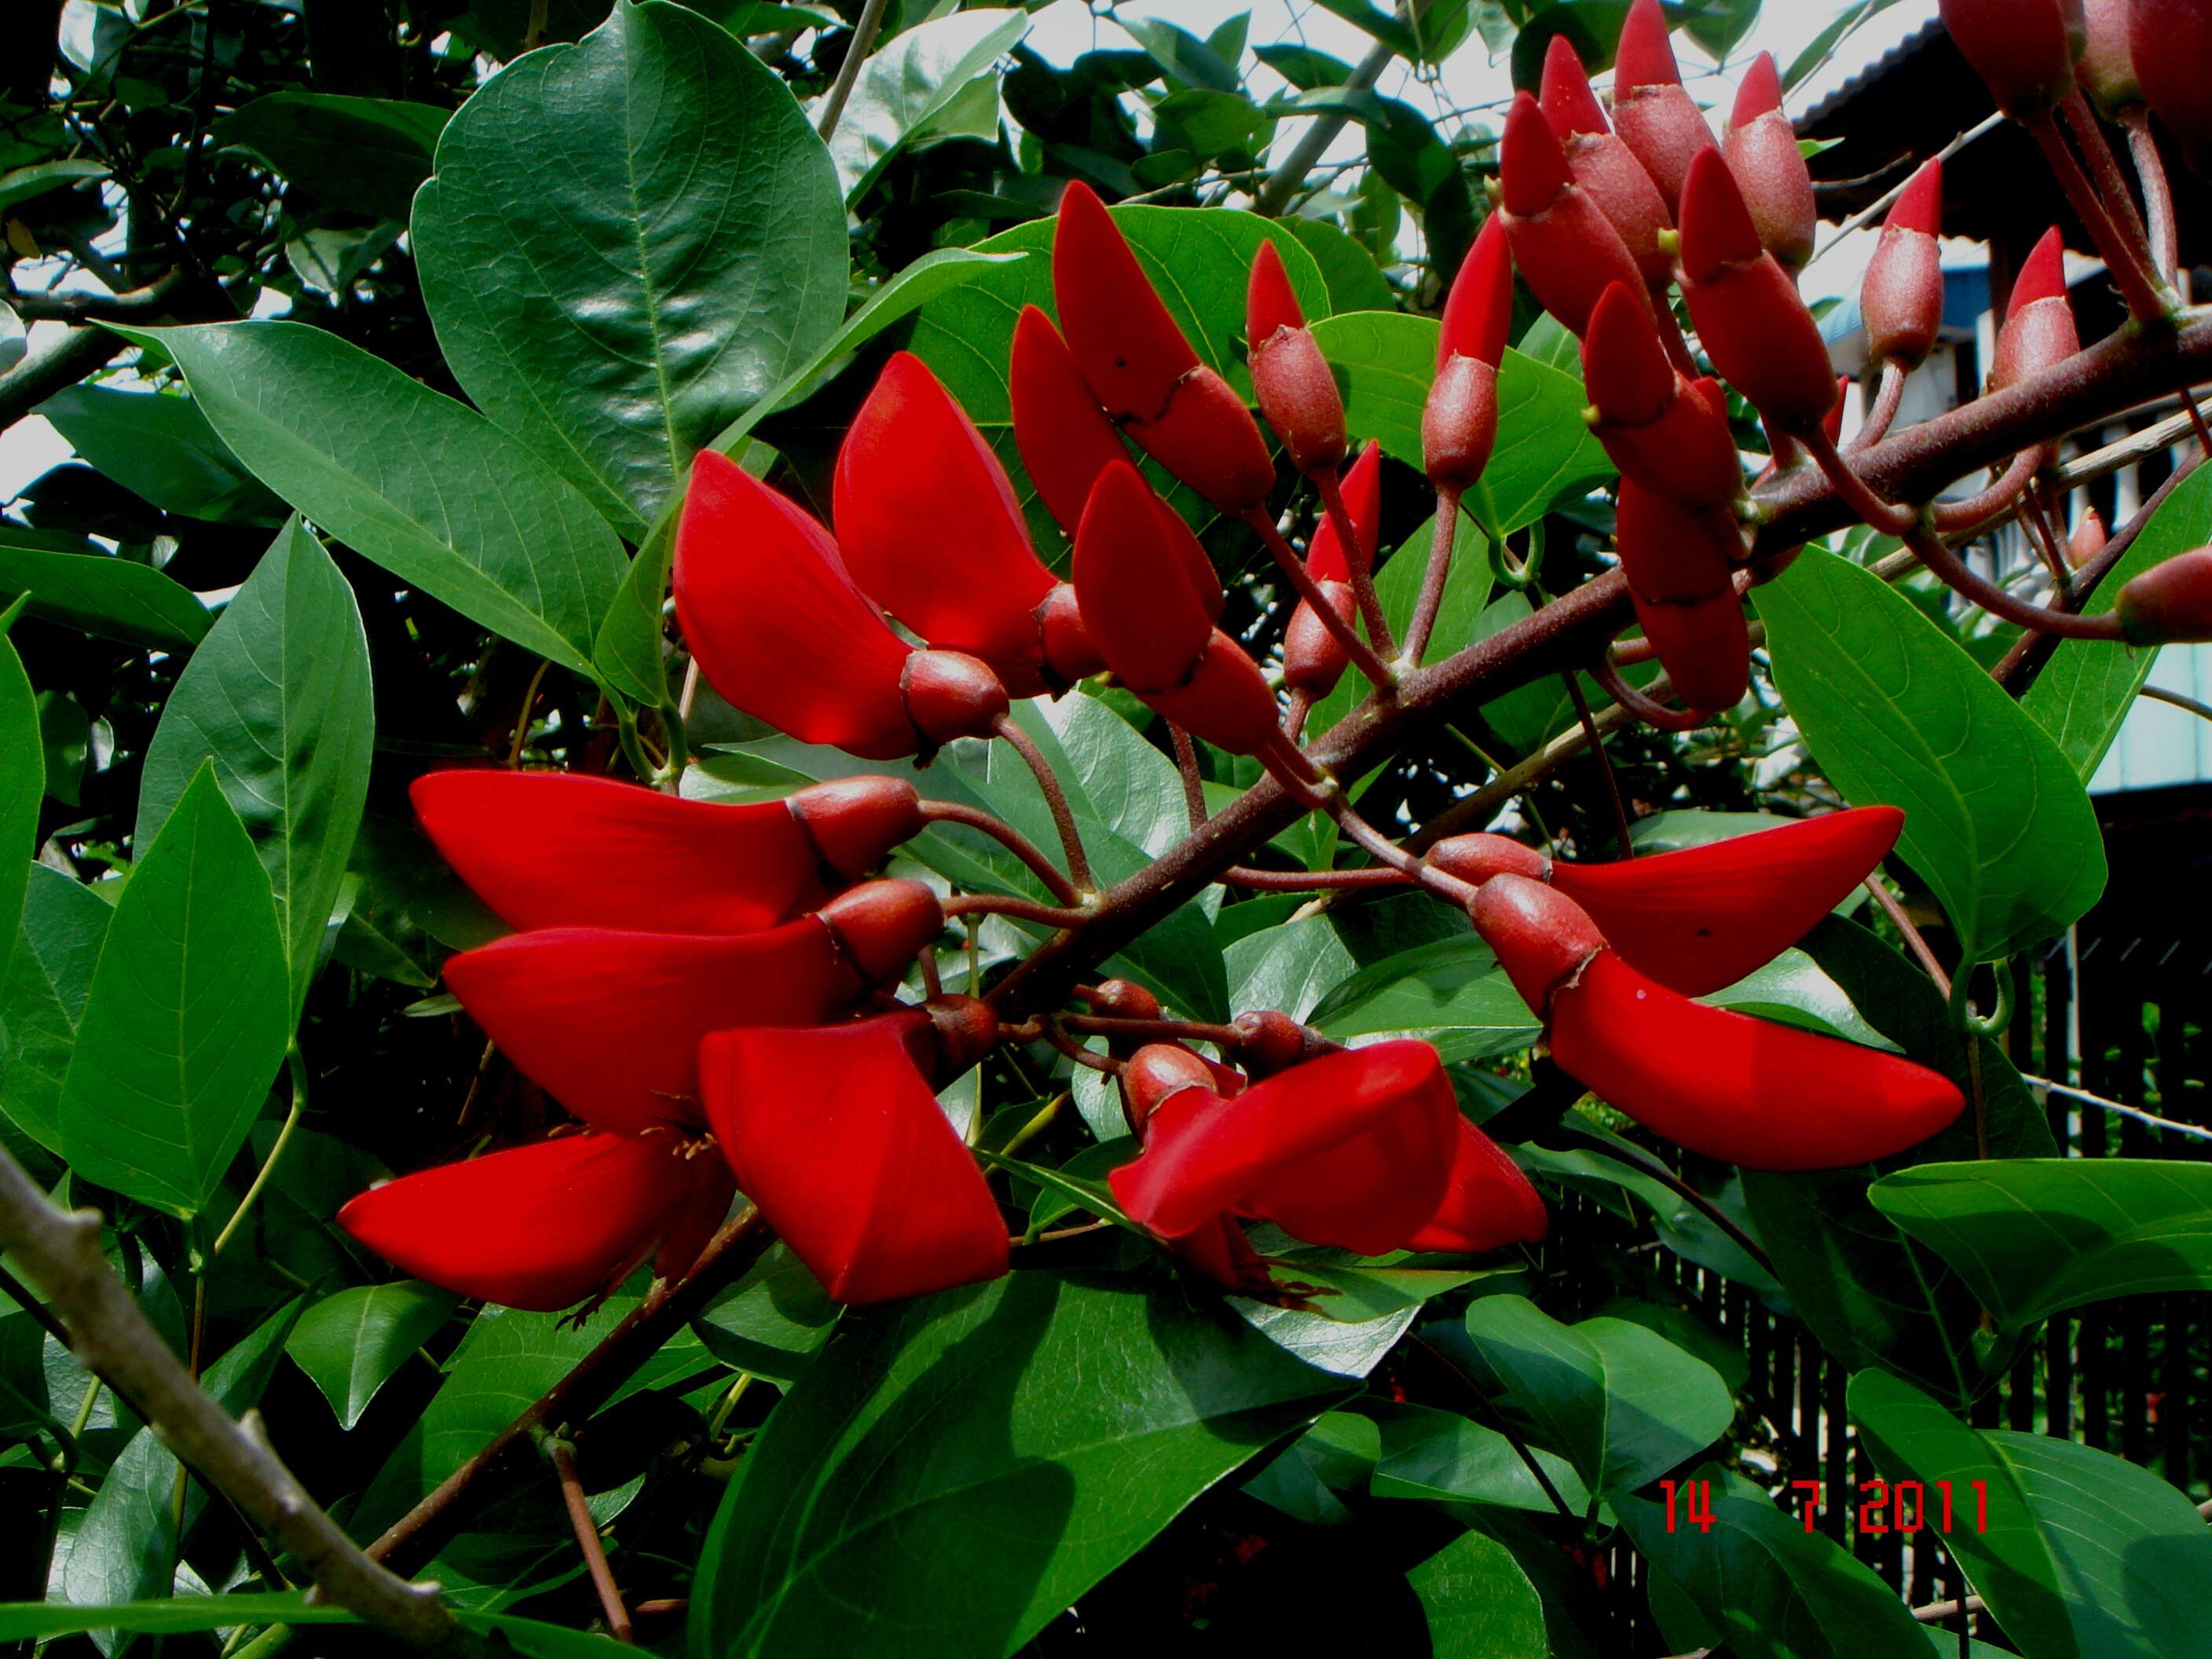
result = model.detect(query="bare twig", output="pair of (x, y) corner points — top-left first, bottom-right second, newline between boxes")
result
(546, 1438), (633, 1644)
(2142, 683), (2212, 727)
(1254, 39), (1395, 216)
(992, 713), (1096, 895)
(813, 0), (891, 141)
(2024, 1074), (2212, 1144)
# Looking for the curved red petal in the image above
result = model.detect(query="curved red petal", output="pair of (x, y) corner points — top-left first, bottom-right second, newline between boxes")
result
(1141, 628), (1282, 756)
(1009, 305), (1134, 541)
(1730, 50), (1783, 126)
(1072, 460), (1218, 690)
(1632, 588), (1752, 711)
(1438, 216), (1513, 369)
(1306, 441), (1382, 583)
(1615, 0), (1683, 90)
(699, 1016), (1009, 1304)
(410, 769), (830, 936)
(1052, 181), (1201, 423)
(338, 1132), (694, 1312)
(1887, 159), (1943, 237)
(1500, 93), (1573, 216)
(1677, 148), (1764, 282)
(1582, 280), (1675, 426)
(1540, 34), (1610, 136)
(1404, 1118), (1549, 1253)
(833, 353), (1057, 694)
(2009, 226), (2067, 315)
(1247, 239), (1306, 342)
(675, 452), (917, 759)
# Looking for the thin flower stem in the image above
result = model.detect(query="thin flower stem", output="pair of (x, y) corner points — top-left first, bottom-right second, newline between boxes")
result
(992, 713), (1097, 895)
(1903, 518), (2125, 639)
(2059, 90), (2156, 283)
(1797, 423), (1916, 534)
(504, 657), (553, 767)
(1317, 466), (1394, 653)
(1281, 687), (1313, 743)
(2025, 111), (2173, 322)
(212, 1044), (308, 1257)
(943, 893), (1090, 929)
(1562, 672), (1635, 858)
(1588, 657), (1712, 733)
(1929, 448), (2043, 535)
(1580, 1133), (1777, 1278)
(1060, 1013), (1246, 1046)
(1847, 357), (1909, 453)
(1862, 877), (1950, 998)
(2187, 397), (2212, 463)
(1403, 485), (1462, 666)
(2142, 683), (2212, 726)
(1169, 724), (1208, 828)
(1038, 1020), (1121, 1075)
(920, 799), (1082, 907)
(1241, 507), (1397, 691)
(2123, 106), (2178, 281)
(546, 1438), (633, 1645)
(2019, 486), (2072, 588)
(1324, 796), (1482, 910)
(1220, 863), (1410, 892)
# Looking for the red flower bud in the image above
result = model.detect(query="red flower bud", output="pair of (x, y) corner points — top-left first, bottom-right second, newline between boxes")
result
(1549, 950), (1965, 1168)
(1053, 181), (1275, 513)
(2066, 505), (2107, 569)
(1540, 37), (1675, 291)
(900, 649), (1013, 747)
(1248, 241), (1346, 474)
(1306, 440), (1382, 582)
(676, 452), (1008, 758)
(1429, 833), (1551, 887)
(2116, 547), (2212, 643)
(1632, 588), (1752, 712)
(1122, 1041), (1221, 1137)
(1610, 0), (1719, 214)
(701, 1013), (1009, 1303)
(2132, 0), (2212, 156)
(1437, 213), (1513, 371)
(1941, 0), (2076, 115)
(1499, 93), (1650, 337)
(442, 880), (940, 1137)
(1071, 460), (1220, 692)
(1009, 305), (1133, 540)
(1467, 871), (1606, 1015)
(1228, 1009), (1327, 1077)
(1677, 151), (1837, 430)
(1109, 1040), (1462, 1256)
(1407, 1117), (1550, 1252)
(1723, 53), (1816, 270)
(1541, 32), (1611, 137)
(1284, 579), (1360, 695)
(339, 1130), (733, 1313)
(1144, 628), (1284, 755)
(1581, 282), (1742, 508)
(1989, 228), (2078, 391)
(1862, 160), (1944, 368)
(410, 770), (917, 936)
(835, 352), (1090, 696)
(1423, 216), (1511, 489)
(2078, 0), (2140, 115)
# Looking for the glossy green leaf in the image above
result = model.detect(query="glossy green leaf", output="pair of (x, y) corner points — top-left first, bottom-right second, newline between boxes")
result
(214, 92), (448, 220)
(0, 527), (211, 652)
(2023, 463), (2212, 778)
(126, 320), (626, 679)
(1851, 1370), (2212, 1659)
(137, 521), (373, 1014)
(1225, 915), (1359, 1023)
(690, 1270), (1353, 1657)
(286, 1282), (459, 1430)
(1284, 216), (1395, 313)
(1122, 15), (1240, 90)
(1367, 1401), (1591, 1513)
(1757, 548), (2105, 962)
(1685, 0), (1762, 59)
(0, 618), (36, 987)
(57, 764), (290, 1218)
(1461, 1295), (1732, 1495)
(690, 1241), (839, 1385)
(37, 386), (287, 524)
(1870, 1159), (2212, 1332)
(1406, 1529), (1548, 1659)
(0, 862), (112, 1155)
(1308, 310), (1613, 536)
(1309, 933), (1539, 1063)
(832, 9), (1028, 201)
(1782, 0), (1907, 93)
(0, 159), (109, 214)
(1309, 0), (1420, 60)
(415, 0), (846, 533)
(1740, 917), (2055, 1410)
(1705, 947), (1900, 1049)
(1243, 1409), (1377, 1526)
(0, 1593), (638, 1656)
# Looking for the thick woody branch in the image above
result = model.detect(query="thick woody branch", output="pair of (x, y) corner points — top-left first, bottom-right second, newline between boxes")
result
(0, 1147), (485, 1656)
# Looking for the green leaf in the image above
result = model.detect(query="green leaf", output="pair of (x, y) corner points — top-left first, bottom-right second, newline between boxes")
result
(1309, 0), (1421, 60)
(1615, 1460), (1928, 1659)
(690, 1240), (839, 1384)
(591, 504), (678, 709)
(286, 1282), (459, 1430)
(1870, 1158), (2212, 1331)
(0, 159), (109, 214)
(834, 10), (1029, 200)
(124, 320), (627, 679)
(1367, 1401), (1591, 1512)
(1757, 547), (2105, 962)
(1851, 1370), (2212, 1659)
(1, 864), (111, 1155)
(690, 1270), (1354, 1657)
(2023, 463), (2212, 778)
(1782, 0), (1907, 93)
(57, 764), (290, 1218)
(0, 527), (211, 652)
(1308, 311), (1613, 537)
(1685, 0), (1761, 59)
(1283, 216), (1395, 313)
(1310, 934), (1540, 1064)
(137, 521), (373, 1014)
(1406, 1529), (1548, 1658)
(1253, 44), (1354, 89)
(1460, 1295), (1732, 1494)
(415, 0), (847, 533)
(1122, 15), (1241, 91)
(37, 386), (287, 524)
(0, 1594), (639, 1656)
(1704, 946), (1900, 1049)
(214, 93), (448, 221)
(1225, 915), (1359, 1023)
(0, 619), (36, 984)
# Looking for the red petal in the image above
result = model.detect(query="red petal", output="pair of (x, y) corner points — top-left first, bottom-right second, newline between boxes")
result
(1072, 460), (1218, 690)
(1437, 214), (1512, 369)
(1053, 181), (1200, 423)
(443, 918), (865, 1136)
(338, 1132), (694, 1312)
(1730, 50), (1782, 126)
(1615, 0), (1683, 90)
(2009, 226), (2067, 315)
(1632, 588), (1752, 711)
(1247, 239), (1307, 341)
(675, 452), (917, 760)
(833, 353), (1058, 695)
(410, 769), (828, 935)
(1404, 1118), (1549, 1252)
(1582, 280), (1675, 426)
(1887, 159), (1943, 236)
(1142, 628), (1282, 756)
(1550, 950), (1965, 1169)
(1109, 1040), (1456, 1255)
(1540, 34), (1610, 136)
(1306, 441), (1382, 582)
(1548, 807), (1906, 996)
(699, 1016), (1009, 1304)
(1677, 148), (1764, 282)
(1010, 306), (1134, 540)
(1500, 93), (1573, 216)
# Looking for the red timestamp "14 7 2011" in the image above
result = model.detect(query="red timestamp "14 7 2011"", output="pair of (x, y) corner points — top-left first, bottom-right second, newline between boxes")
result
(1661, 1477), (1990, 1535)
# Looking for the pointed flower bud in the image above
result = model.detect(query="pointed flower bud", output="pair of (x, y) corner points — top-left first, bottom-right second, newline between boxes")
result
(2116, 547), (2212, 643)
(1677, 150), (1838, 429)
(1423, 216), (1511, 490)
(409, 770), (922, 936)
(1284, 580), (1361, 696)
(1581, 282), (1742, 508)
(1541, 35), (1676, 290)
(1009, 305), (1134, 540)
(1053, 182), (1275, 513)
(1540, 32), (1610, 137)
(1121, 1042), (1223, 1137)
(676, 453), (1008, 759)
(1498, 93), (1650, 336)
(1941, 0), (2076, 115)
(1989, 228), (2078, 390)
(1306, 439), (1382, 583)
(835, 352), (1098, 695)
(2066, 506), (2107, 569)
(1610, 0), (1719, 214)
(441, 879), (941, 1137)
(2132, 0), (2212, 157)
(1862, 160), (1945, 368)
(700, 1013), (1009, 1304)
(1723, 53), (1817, 269)
(1247, 240), (1347, 475)
(1144, 629), (1284, 754)
(1613, 471), (1754, 710)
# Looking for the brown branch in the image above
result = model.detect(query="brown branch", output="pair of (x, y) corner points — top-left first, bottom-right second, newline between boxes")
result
(992, 713), (1096, 895)
(546, 1438), (633, 1644)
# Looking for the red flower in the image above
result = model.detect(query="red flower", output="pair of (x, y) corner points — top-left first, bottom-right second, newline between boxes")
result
(833, 351), (1100, 695)
(1247, 240), (1346, 476)
(1723, 53), (1816, 270)
(1862, 160), (1944, 368)
(1677, 151), (1837, 430)
(1580, 282), (1741, 510)
(1424, 216), (1511, 492)
(1941, 0), (2075, 115)
(1988, 228), (2078, 392)
(699, 1012), (1009, 1303)
(1540, 35), (1674, 291)
(339, 1129), (735, 1313)
(409, 769), (923, 936)
(1498, 93), (1648, 337)
(675, 451), (1008, 759)
(1285, 442), (1379, 697)
(1009, 304), (1135, 540)
(1610, 0), (1719, 214)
